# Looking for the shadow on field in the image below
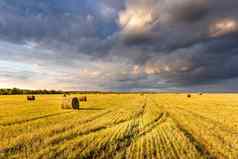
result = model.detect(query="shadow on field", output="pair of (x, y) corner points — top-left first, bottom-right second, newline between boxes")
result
(79, 108), (105, 110)
(171, 116), (216, 159)
(1, 111), (74, 126)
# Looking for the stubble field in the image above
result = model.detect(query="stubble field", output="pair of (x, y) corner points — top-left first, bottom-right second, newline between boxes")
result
(1, 93), (238, 159)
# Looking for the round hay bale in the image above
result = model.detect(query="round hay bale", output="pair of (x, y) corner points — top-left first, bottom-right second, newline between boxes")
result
(61, 97), (80, 110)
(27, 95), (35, 101)
(79, 96), (87, 102)
(187, 94), (191, 98)
(72, 97), (80, 109)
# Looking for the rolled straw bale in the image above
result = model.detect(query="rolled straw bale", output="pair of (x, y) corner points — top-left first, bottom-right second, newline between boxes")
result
(61, 97), (80, 109)
(79, 96), (87, 102)
(27, 95), (35, 101)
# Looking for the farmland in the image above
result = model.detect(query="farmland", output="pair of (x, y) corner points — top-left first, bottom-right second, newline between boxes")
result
(0, 94), (238, 159)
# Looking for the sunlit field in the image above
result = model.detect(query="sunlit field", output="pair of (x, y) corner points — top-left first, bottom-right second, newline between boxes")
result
(1, 94), (238, 159)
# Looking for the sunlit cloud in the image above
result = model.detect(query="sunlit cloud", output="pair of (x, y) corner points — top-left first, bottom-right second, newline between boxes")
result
(164, 65), (171, 72)
(119, 10), (154, 33)
(131, 65), (141, 75)
(209, 18), (238, 37)
(118, 0), (160, 34)
(144, 63), (161, 75)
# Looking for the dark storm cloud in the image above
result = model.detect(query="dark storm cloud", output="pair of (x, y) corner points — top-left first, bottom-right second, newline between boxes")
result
(114, 0), (238, 89)
(166, 0), (209, 23)
(141, 34), (238, 86)
(0, 0), (238, 91)
(0, 0), (120, 51)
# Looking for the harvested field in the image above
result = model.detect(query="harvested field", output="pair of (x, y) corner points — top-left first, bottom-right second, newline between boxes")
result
(1, 94), (238, 159)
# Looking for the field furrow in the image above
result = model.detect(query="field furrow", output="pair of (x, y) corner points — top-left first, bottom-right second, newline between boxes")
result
(0, 110), (112, 157)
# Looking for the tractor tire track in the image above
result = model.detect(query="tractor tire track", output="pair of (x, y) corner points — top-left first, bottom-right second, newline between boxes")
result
(0, 110), (112, 157)
(152, 99), (218, 159)
(170, 115), (218, 159)
(158, 125), (180, 159)
(61, 99), (147, 159)
(173, 107), (238, 153)
(175, 106), (238, 136)
(31, 102), (147, 158)
(79, 111), (167, 159)
(36, 123), (127, 159)
(44, 103), (146, 146)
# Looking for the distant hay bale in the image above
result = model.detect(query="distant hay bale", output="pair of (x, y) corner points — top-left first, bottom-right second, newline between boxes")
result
(61, 97), (80, 110)
(27, 95), (35, 101)
(79, 96), (87, 102)
(187, 94), (191, 98)
(200, 93), (203, 95)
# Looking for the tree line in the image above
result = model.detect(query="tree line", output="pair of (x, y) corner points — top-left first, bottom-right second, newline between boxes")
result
(0, 88), (177, 95)
(0, 88), (64, 95)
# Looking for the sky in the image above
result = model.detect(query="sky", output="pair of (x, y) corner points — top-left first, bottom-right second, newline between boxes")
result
(0, 0), (238, 91)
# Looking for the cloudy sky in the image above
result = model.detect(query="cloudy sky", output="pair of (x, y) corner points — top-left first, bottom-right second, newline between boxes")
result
(0, 0), (238, 91)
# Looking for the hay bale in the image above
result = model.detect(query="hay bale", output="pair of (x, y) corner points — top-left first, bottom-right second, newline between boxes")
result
(79, 96), (87, 102)
(27, 95), (35, 101)
(61, 97), (80, 109)
(187, 94), (191, 98)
